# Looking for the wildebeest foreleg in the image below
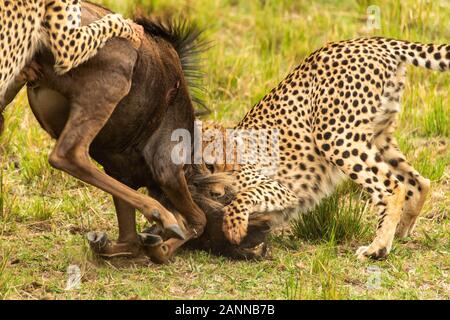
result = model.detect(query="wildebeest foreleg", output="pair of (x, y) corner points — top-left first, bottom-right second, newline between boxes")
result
(161, 169), (207, 236)
(48, 99), (185, 240)
(146, 171), (207, 262)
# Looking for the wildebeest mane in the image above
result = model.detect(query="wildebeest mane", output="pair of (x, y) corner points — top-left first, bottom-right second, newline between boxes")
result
(135, 17), (210, 116)
(85, 1), (210, 115)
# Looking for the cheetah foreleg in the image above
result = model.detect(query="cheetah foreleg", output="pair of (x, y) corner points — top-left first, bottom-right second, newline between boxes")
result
(44, 1), (144, 75)
(222, 180), (298, 245)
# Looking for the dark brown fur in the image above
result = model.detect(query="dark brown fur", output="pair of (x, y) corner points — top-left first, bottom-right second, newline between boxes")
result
(2, 2), (204, 263)
(1, 2), (266, 262)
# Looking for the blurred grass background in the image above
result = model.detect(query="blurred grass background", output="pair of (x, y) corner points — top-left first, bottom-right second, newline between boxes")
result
(0, 0), (448, 299)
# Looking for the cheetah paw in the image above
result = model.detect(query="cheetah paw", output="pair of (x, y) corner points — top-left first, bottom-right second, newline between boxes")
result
(356, 246), (370, 261)
(222, 216), (248, 245)
(18, 61), (43, 83)
(356, 245), (388, 261)
(127, 19), (144, 49)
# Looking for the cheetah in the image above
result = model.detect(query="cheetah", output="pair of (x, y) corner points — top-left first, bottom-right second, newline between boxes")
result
(0, 0), (142, 101)
(213, 37), (449, 260)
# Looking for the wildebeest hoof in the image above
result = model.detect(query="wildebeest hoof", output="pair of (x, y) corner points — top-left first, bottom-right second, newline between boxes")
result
(143, 223), (185, 241)
(229, 242), (268, 260)
(244, 242), (268, 259)
(165, 224), (186, 240)
(148, 210), (185, 240)
(151, 210), (161, 221)
(142, 224), (163, 236)
(87, 232), (142, 258)
(139, 233), (163, 247)
(87, 231), (108, 252)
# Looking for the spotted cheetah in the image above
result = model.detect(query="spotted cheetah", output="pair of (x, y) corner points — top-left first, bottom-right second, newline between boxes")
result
(215, 37), (448, 260)
(0, 0), (142, 101)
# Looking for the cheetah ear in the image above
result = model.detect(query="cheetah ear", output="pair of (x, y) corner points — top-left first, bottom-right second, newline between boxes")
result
(166, 80), (181, 105)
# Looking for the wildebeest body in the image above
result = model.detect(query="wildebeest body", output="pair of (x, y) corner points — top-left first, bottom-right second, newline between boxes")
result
(3, 2), (204, 262)
(3, 2), (268, 261)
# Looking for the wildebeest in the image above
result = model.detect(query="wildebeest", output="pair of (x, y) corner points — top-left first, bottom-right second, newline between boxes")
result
(1, 2), (268, 262)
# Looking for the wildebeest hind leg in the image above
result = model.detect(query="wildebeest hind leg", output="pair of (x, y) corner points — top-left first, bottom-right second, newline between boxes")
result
(49, 99), (185, 241)
(87, 197), (145, 257)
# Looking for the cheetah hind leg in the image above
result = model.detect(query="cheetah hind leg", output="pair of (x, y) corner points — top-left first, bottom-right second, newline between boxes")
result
(323, 140), (406, 260)
(396, 175), (430, 238)
(374, 134), (431, 239)
(356, 182), (405, 260)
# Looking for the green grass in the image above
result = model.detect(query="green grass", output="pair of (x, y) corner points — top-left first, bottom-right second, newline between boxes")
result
(0, 0), (449, 300)
(292, 187), (371, 244)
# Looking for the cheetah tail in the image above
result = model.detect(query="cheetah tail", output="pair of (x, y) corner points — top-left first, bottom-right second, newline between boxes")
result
(384, 39), (449, 71)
